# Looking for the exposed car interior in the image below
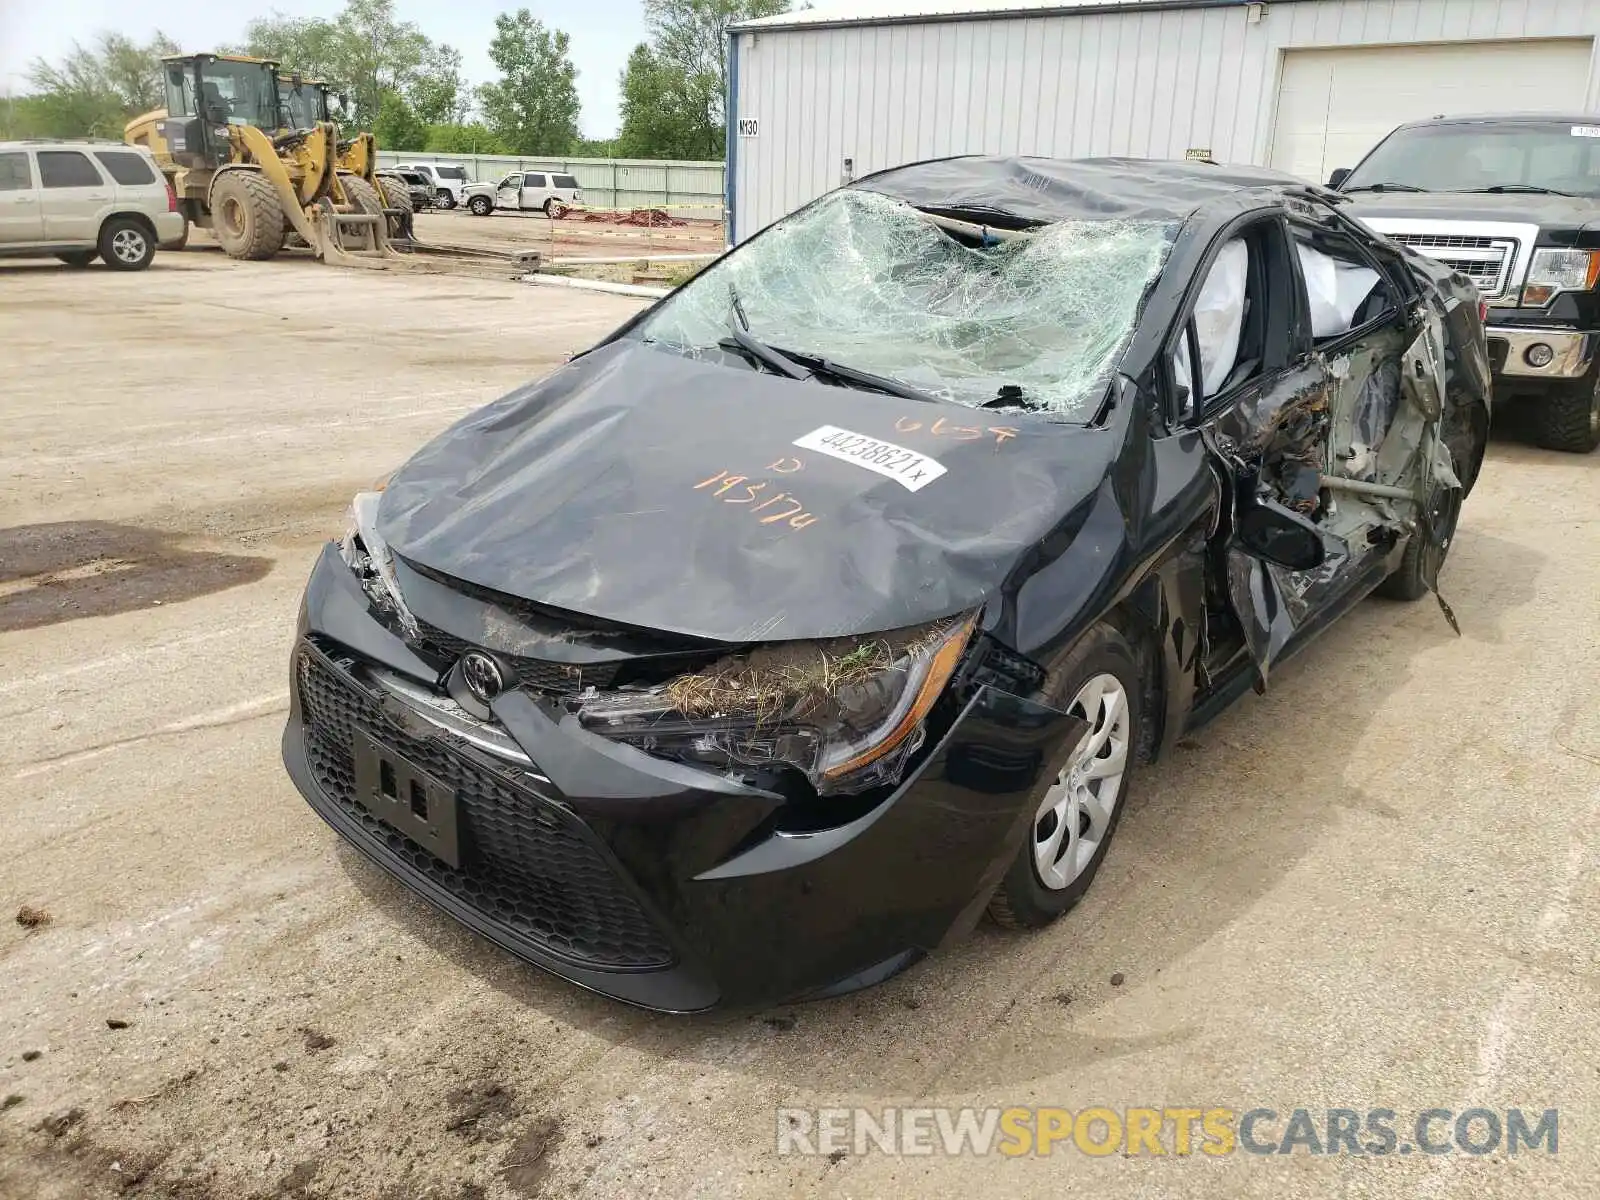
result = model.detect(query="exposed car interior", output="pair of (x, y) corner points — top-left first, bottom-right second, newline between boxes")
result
(1168, 208), (1453, 624)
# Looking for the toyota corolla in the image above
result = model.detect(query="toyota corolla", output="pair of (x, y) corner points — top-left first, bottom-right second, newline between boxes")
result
(282, 156), (1490, 1011)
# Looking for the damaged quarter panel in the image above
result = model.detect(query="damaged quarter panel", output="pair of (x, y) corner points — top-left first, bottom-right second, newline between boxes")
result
(282, 155), (1486, 1012)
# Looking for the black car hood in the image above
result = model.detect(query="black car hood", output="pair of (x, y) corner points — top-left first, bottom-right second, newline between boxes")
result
(1344, 190), (1600, 231)
(377, 340), (1114, 643)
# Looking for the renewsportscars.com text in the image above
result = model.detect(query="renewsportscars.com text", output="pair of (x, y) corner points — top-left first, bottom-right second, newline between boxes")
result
(776, 1106), (1558, 1158)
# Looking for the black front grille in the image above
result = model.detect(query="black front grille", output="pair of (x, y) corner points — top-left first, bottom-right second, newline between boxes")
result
(296, 644), (674, 970)
(412, 620), (620, 695)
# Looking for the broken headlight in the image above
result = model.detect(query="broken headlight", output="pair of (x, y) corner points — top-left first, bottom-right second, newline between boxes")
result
(577, 613), (978, 794)
(338, 489), (417, 637)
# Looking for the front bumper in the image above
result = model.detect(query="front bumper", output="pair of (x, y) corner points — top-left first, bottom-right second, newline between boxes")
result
(1485, 326), (1597, 381)
(281, 543), (1083, 1011)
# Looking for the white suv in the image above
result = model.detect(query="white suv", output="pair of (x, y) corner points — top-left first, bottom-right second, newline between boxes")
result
(395, 162), (473, 210)
(0, 140), (183, 270)
(461, 170), (584, 218)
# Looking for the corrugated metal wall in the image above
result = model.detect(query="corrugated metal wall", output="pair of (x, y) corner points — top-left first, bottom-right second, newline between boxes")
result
(731, 0), (1600, 239)
(376, 152), (725, 215)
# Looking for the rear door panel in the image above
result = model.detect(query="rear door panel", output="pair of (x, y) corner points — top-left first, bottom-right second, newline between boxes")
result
(37, 150), (110, 243)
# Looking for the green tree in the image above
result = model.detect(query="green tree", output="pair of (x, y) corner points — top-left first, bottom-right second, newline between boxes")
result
(22, 32), (178, 139)
(242, 1), (451, 131)
(239, 14), (342, 80)
(374, 92), (428, 151)
(615, 43), (703, 160)
(478, 9), (580, 156)
(621, 0), (789, 160)
(423, 123), (511, 155)
(411, 45), (465, 125)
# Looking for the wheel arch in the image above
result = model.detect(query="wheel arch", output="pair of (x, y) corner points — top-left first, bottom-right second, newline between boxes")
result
(101, 211), (158, 243)
(1098, 592), (1169, 767)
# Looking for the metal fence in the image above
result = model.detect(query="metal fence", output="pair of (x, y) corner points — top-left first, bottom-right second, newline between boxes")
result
(375, 152), (725, 217)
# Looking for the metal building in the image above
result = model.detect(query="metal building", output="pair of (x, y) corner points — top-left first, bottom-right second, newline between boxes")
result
(725, 0), (1600, 241)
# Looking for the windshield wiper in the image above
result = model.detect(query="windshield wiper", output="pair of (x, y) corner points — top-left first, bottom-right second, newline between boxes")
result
(1468, 184), (1575, 196)
(763, 345), (942, 405)
(719, 286), (808, 380)
(1342, 183), (1429, 193)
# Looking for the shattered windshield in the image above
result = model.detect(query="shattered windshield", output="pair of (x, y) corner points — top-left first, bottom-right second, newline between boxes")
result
(637, 189), (1176, 419)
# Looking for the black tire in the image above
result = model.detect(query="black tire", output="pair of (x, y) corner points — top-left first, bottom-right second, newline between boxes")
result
(56, 250), (97, 268)
(211, 171), (285, 261)
(1532, 374), (1600, 454)
(375, 175), (414, 239)
(160, 221), (189, 252)
(1374, 535), (1430, 601)
(988, 623), (1143, 930)
(543, 198), (568, 219)
(468, 195), (493, 217)
(98, 217), (156, 271)
(1376, 482), (1464, 602)
(435, 189), (456, 210)
(339, 175), (387, 249)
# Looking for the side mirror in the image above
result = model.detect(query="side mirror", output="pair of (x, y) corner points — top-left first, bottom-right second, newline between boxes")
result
(1326, 167), (1350, 190)
(1236, 498), (1326, 572)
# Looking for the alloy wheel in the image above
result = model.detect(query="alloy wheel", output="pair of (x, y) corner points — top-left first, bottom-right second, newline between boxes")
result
(1032, 673), (1131, 890)
(110, 228), (147, 264)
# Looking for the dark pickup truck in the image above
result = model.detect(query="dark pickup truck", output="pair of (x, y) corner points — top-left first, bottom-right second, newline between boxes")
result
(1330, 114), (1600, 453)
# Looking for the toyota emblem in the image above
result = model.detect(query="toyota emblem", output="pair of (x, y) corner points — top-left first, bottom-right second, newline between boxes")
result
(459, 652), (505, 704)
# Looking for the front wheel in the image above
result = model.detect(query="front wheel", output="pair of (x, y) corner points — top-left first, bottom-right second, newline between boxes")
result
(468, 195), (493, 217)
(1533, 372), (1600, 454)
(988, 623), (1142, 930)
(211, 171), (285, 260)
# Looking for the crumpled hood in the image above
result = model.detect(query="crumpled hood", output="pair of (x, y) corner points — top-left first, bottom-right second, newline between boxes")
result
(377, 339), (1114, 642)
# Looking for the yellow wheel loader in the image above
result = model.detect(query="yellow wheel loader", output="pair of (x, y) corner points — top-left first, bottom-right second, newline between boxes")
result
(124, 53), (399, 265)
(277, 73), (414, 241)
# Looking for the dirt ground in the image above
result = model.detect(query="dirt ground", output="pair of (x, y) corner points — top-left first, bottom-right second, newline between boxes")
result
(411, 209), (725, 264)
(2, 250), (1599, 1200)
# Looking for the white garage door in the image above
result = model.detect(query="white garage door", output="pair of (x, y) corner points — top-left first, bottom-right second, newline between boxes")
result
(1269, 39), (1595, 185)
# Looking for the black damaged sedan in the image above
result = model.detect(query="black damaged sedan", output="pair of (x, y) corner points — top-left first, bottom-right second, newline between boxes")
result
(283, 157), (1490, 1011)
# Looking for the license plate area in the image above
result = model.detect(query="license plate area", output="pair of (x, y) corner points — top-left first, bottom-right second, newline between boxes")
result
(351, 731), (462, 869)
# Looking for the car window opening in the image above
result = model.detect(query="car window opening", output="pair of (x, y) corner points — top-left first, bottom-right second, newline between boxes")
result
(637, 188), (1177, 420)
(1293, 228), (1393, 341)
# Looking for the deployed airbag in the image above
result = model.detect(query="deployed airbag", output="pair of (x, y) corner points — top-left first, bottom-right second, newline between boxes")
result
(1297, 242), (1381, 338)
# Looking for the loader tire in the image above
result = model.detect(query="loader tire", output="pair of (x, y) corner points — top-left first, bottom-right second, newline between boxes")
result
(376, 174), (413, 239)
(211, 171), (285, 261)
(339, 176), (387, 251)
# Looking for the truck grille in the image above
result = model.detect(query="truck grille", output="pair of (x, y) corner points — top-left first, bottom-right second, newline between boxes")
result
(1385, 232), (1516, 299)
(296, 643), (675, 970)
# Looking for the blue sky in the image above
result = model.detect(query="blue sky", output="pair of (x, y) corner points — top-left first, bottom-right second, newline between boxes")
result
(0, 0), (650, 136)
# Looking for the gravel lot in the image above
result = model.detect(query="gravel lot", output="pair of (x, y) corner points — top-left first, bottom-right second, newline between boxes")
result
(2, 249), (1598, 1200)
